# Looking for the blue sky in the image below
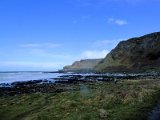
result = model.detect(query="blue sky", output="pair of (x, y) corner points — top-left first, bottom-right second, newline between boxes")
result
(0, 0), (160, 71)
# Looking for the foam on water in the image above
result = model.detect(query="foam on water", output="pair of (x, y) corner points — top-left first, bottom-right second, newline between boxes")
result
(0, 71), (64, 84)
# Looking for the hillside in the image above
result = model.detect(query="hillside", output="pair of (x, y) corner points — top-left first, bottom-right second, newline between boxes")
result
(63, 59), (102, 72)
(95, 32), (160, 73)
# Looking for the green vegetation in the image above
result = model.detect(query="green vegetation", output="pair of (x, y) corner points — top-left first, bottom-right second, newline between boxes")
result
(1, 79), (160, 120)
(63, 59), (102, 72)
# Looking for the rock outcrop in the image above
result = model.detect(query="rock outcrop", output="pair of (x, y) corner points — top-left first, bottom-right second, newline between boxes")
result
(63, 59), (102, 73)
(95, 32), (160, 73)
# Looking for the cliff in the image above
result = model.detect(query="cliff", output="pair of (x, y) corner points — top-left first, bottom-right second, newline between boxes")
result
(95, 32), (160, 73)
(63, 59), (102, 73)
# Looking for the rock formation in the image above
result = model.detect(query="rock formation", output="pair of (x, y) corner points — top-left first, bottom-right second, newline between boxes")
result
(63, 59), (102, 73)
(95, 32), (160, 73)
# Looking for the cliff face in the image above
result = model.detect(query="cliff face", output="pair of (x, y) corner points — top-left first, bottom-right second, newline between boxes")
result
(63, 59), (102, 72)
(95, 32), (160, 72)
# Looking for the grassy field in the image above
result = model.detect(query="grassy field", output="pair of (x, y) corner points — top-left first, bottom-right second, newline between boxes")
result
(0, 79), (160, 120)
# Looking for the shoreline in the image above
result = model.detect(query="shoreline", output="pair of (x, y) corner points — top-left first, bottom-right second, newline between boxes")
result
(0, 73), (160, 96)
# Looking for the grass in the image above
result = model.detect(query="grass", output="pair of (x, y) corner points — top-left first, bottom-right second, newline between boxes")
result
(0, 79), (160, 120)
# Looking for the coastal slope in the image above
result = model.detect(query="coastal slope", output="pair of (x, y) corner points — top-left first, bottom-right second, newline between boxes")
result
(63, 59), (102, 72)
(95, 32), (160, 72)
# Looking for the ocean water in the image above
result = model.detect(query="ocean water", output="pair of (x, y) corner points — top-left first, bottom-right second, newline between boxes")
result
(0, 71), (64, 84)
(0, 71), (150, 84)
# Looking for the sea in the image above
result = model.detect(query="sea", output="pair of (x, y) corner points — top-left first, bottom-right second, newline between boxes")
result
(0, 71), (151, 85)
(0, 71), (64, 84)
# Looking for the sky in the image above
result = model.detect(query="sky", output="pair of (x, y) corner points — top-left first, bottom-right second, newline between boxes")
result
(0, 0), (160, 71)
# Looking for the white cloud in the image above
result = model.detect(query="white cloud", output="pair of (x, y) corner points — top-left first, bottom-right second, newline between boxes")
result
(115, 20), (128, 25)
(81, 50), (109, 59)
(21, 43), (40, 48)
(19, 42), (73, 59)
(108, 18), (128, 26)
(25, 48), (73, 60)
(0, 61), (65, 69)
(20, 43), (60, 48)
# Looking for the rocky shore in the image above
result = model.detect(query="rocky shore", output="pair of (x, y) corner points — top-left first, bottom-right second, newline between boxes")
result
(1, 73), (160, 96)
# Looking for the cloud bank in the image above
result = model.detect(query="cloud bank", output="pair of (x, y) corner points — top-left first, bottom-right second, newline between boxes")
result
(81, 50), (109, 59)
(20, 43), (60, 48)
(0, 61), (65, 70)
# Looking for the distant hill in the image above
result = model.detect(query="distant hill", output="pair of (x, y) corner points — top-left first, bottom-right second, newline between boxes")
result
(95, 32), (160, 73)
(63, 59), (102, 73)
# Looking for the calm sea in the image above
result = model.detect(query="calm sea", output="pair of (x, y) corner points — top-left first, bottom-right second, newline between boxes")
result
(0, 71), (64, 84)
